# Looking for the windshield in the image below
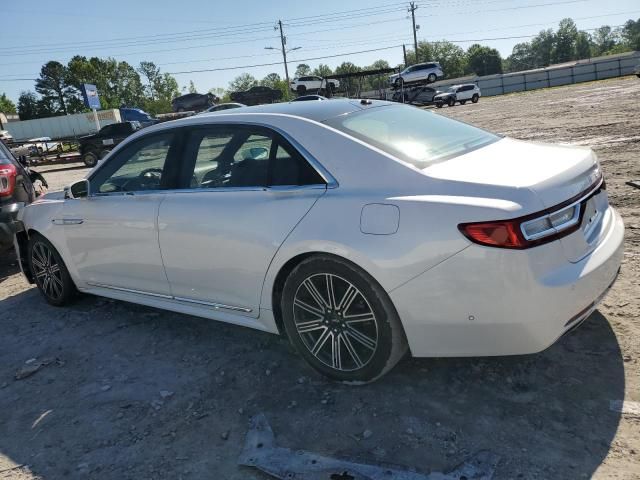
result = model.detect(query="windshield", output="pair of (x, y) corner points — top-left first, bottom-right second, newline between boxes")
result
(324, 105), (499, 167)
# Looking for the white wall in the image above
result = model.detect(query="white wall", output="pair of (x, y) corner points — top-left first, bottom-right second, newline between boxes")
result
(5, 109), (122, 141)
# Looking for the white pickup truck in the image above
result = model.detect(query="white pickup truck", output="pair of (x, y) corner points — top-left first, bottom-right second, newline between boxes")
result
(290, 76), (340, 94)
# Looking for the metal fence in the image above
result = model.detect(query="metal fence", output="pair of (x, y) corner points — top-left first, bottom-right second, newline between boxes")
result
(432, 51), (640, 97)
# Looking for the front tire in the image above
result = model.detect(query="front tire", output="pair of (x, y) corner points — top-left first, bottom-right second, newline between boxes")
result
(83, 151), (98, 168)
(460, 100), (466, 105)
(471, 94), (479, 103)
(427, 73), (436, 83)
(448, 97), (455, 107)
(281, 255), (408, 383)
(28, 233), (76, 306)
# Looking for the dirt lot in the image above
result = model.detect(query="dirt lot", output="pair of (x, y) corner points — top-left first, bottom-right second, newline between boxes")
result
(1, 76), (639, 480)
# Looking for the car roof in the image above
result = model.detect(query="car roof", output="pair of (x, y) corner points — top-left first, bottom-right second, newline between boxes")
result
(194, 98), (389, 122)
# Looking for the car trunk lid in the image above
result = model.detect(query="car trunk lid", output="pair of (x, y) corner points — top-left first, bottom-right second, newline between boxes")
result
(424, 138), (607, 262)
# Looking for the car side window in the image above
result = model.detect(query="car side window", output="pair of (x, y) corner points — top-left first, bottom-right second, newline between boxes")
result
(93, 133), (174, 194)
(188, 130), (270, 189)
(270, 144), (325, 187)
(100, 125), (113, 136)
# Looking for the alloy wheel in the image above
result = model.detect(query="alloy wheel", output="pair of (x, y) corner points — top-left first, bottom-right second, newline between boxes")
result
(31, 241), (64, 301)
(293, 273), (379, 372)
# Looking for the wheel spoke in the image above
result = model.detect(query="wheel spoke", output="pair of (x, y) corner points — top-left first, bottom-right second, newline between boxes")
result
(49, 264), (60, 274)
(344, 313), (376, 324)
(337, 285), (357, 312)
(33, 245), (46, 267)
(35, 268), (47, 278)
(345, 325), (376, 350)
(310, 328), (331, 356)
(31, 257), (45, 271)
(341, 333), (363, 368)
(296, 319), (325, 334)
(294, 298), (324, 318)
(303, 279), (328, 310)
(326, 274), (336, 308)
(50, 276), (62, 298)
(332, 334), (342, 370)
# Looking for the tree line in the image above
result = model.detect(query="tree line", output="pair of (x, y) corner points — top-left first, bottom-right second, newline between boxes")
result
(1, 17), (637, 120)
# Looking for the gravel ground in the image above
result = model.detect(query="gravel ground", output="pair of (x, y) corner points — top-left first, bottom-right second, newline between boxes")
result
(0, 76), (639, 480)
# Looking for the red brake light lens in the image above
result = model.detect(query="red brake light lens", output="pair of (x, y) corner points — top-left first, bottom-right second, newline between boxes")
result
(459, 220), (527, 249)
(0, 163), (17, 197)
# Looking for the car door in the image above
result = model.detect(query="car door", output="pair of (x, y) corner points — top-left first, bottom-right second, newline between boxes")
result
(458, 86), (471, 101)
(158, 124), (327, 317)
(403, 66), (417, 82)
(63, 130), (183, 296)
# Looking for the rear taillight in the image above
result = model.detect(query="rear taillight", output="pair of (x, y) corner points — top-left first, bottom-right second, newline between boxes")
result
(0, 163), (17, 197)
(459, 175), (604, 250)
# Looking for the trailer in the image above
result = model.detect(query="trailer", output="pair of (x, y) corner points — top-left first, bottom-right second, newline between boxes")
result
(3, 109), (122, 142)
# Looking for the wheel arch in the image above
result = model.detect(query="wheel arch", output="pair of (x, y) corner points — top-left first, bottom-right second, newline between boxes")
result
(266, 249), (394, 336)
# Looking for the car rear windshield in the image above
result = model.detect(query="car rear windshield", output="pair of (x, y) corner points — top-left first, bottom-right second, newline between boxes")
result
(324, 105), (499, 167)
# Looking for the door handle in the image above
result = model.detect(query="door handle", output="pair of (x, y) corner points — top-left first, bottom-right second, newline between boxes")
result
(52, 218), (84, 225)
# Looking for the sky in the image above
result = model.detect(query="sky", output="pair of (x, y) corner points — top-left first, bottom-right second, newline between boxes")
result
(0, 0), (638, 104)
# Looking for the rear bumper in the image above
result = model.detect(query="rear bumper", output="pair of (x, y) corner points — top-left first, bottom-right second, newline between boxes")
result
(390, 206), (625, 357)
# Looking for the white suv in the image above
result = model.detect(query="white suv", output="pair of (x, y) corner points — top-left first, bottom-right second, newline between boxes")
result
(290, 76), (340, 94)
(389, 62), (444, 87)
(433, 84), (481, 107)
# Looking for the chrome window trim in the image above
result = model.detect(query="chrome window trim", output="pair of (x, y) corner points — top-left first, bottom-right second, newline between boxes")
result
(520, 177), (603, 241)
(87, 282), (252, 313)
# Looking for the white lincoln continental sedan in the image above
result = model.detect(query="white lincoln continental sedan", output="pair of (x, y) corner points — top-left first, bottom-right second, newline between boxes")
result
(14, 100), (624, 383)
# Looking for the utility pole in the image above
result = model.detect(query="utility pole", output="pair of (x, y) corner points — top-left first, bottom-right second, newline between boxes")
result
(402, 44), (407, 67)
(409, 2), (419, 63)
(277, 20), (290, 95)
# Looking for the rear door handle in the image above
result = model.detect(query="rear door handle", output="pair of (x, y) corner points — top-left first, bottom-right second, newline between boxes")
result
(52, 218), (84, 225)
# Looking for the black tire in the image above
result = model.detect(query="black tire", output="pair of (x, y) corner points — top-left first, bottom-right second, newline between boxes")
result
(281, 255), (408, 384)
(394, 78), (403, 89)
(28, 233), (76, 306)
(448, 97), (455, 107)
(427, 73), (436, 83)
(460, 100), (466, 105)
(297, 85), (307, 94)
(471, 94), (479, 103)
(436, 102), (443, 108)
(83, 151), (98, 168)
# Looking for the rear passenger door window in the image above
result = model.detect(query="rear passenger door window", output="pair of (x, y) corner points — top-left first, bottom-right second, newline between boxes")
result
(183, 126), (325, 189)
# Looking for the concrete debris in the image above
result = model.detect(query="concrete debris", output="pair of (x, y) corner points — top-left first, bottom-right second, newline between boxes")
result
(238, 413), (500, 480)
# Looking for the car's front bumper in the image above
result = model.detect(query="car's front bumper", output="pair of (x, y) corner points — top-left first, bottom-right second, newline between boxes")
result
(390, 206), (624, 357)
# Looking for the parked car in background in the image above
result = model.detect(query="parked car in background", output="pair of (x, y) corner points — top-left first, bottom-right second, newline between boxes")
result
(11, 137), (63, 157)
(120, 107), (158, 127)
(171, 93), (218, 112)
(0, 130), (13, 145)
(16, 99), (623, 383)
(292, 95), (327, 102)
(230, 86), (283, 106)
(434, 84), (481, 108)
(78, 121), (141, 167)
(201, 102), (246, 114)
(290, 76), (339, 94)
(389, 62), (444, 87)
(0, 141), (35, 250)
(391, 86), (441, 105)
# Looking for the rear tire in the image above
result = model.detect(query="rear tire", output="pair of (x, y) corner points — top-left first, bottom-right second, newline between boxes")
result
(28, 233), (77, 306)
(436, 103), (443, 108)
(460, 100), (466, 105)
(297, 85), (307, 94)
(83, 151), (98, 168)
(472, 94), (479, 103)
(281, 255), (408, 384)
(427, 73), (436, 83)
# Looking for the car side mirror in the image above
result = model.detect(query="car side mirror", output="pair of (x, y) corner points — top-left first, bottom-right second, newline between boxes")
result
(65, 179), (90, 199)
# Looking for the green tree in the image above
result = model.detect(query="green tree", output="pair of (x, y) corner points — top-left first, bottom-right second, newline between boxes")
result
(312, 64), (333, 77)
(17, 91), (39, 120)
(35, 60), (71, 115)
(188, 80), (197, 93)
(137, 61), (179, 114)
(260, 73), (282, 88)
(553, 18), (578, 63)
(505, 42), (535, 71)
(592, 26), (618, 55)
(575, 31), (593, 59)
(294, 64), (311, 77)
(466, 44), (503, 75)
(621, 18), (640, 51)
(228, 73), (257, 92)
(407, 41), (467, 78)
(0, 93), (16, 114)
(531, 29), (555, 67)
